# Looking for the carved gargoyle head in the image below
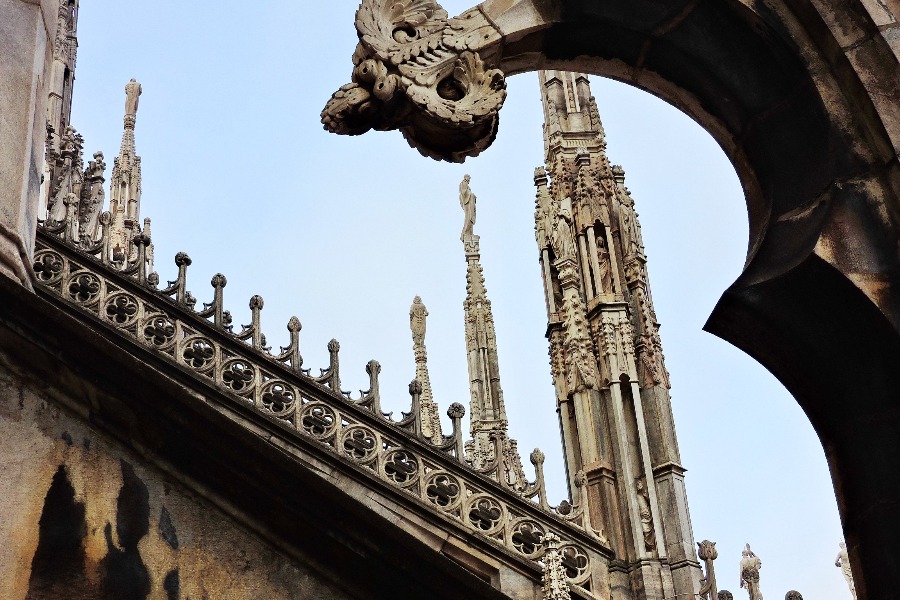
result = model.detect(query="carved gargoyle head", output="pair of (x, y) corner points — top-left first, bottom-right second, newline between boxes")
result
(321, 0), (506, 163)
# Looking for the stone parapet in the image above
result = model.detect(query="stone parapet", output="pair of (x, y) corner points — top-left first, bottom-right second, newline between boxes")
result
(30, 222), (614, 596)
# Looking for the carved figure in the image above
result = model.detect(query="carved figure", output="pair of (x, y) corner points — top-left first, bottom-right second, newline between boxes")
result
(595, 231), (613, 293)
(410, 295), (428, 344)
(81, 186), (104, 243)
(619, 193), (638, 257)
(739, 544), (763, 600)
(321, 0), (507, 162)
(562, 304), (598, 393)
(551, 201), (576, 262)
(835, 542), (856, 599)
(636, 478), (655, 553)
(587, 96), (605, 139)
(459, 174), (476, 239)
(48, 126), (84, 223)
(125, 78), (141, 116)
(546, 99), (562, 137)
(78, 151), (106, 241)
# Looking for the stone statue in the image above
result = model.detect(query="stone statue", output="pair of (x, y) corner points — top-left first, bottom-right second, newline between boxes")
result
(619, 192), (638, 257)
(125, 78), (142, 116)
(550, 200), (577, 262)
(81, 185), (104, 243)
(546, 99), (562, 137)
(79, 150), (106, 241)
(595, 231), (613, 293)
(410, 296), (428, 345)
(636, 478), (655, 553)
(835, 542), (856, 599)
(587, 96), (605, 139)
(460, 174), (476, 240)
(739, 544), (763, 600)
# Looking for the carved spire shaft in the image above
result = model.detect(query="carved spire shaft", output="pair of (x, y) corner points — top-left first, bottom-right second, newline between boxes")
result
(410, 296), (442, 444)
(463, 234), (507, 430)
(48, 0), (79, 136)
(536, 71), (701, 598)
(108, 79), (145, 267)
(459, 177), (525, 489)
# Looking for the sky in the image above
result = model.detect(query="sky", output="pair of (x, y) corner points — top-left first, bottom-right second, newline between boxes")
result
(68, 1), (848, 597)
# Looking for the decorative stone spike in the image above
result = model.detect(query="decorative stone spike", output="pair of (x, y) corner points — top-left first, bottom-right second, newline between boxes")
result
(410, 295), (442, 444)
(447, 403), (466, 460)
(249, 295), (264, 349)
(313, 339), (341, 391)
(108, 79), (148, 270)
(280, 316), (303, 371)
(698, 540), (719, 600)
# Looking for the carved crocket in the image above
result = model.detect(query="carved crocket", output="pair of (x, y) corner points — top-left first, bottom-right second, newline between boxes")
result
(321, 0), (506, 163)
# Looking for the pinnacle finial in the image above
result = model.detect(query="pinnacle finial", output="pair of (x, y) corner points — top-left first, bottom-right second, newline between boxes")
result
(410, 295), (441, 443)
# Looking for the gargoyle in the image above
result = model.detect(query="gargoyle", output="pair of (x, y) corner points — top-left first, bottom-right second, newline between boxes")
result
(321, 0), (506, 163)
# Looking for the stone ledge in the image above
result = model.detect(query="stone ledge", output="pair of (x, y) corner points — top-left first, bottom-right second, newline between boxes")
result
(0, 270), (518, 600)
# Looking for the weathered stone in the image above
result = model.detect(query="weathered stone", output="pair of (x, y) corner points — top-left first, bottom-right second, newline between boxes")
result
(533, 69), (699, 599)
(325, 2), (900, 595)
(739, 544), (763, 600)
(0, 0), (61, 289)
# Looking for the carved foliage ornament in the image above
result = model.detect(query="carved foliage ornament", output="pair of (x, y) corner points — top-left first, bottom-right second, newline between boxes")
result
(321, 0), (506, 162)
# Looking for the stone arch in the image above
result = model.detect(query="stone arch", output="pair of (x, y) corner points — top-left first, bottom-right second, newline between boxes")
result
(486, 1), (900, 595)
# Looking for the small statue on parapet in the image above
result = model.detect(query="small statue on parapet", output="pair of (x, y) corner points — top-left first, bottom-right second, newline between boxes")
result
(739, 544), (763, 600)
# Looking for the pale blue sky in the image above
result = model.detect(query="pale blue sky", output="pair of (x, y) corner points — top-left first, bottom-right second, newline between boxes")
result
(70, 1), (846, 596)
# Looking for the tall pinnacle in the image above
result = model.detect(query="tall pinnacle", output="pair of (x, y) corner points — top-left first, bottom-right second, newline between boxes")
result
(533, 70), (703, 597)
(459, 175), (526, 489)
(410, 295), (442, 444)
(108, 79), (145, 267)
(118, 78), (141, 157)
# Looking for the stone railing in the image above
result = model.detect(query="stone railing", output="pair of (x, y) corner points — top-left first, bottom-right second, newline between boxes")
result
(33, 220), (611, 590)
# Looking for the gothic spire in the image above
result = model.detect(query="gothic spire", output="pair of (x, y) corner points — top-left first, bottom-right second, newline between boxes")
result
(410, 295), (443, 444)
(535, 71), (702, 599)
(108, 79), (146, 268)
(458, 175), (526, 490)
